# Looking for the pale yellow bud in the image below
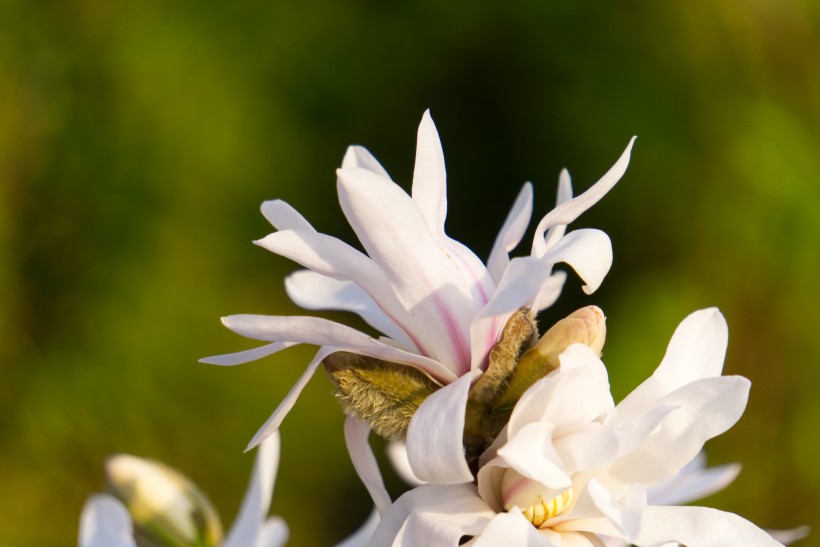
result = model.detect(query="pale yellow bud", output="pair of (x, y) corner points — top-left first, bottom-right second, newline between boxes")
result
(106, 454), (223, 547)
(493, 306), (606, 411)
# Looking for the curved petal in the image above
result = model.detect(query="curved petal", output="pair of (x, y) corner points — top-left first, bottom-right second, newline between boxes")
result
(632, 506), (781, 546)
(472, 508), (555, 547)
(200, 342), (295, 366)
(386, 441), (425, 487)
(610, 376), (750, 487)
(617, 308), (729, 420)
(79, 494), (136, 547)
(255, 229), (426, 354)
(496, 421), (570, 491)
(285, 270), (413, 348)
(334, 509), (381, 547)
(532, 138), (636, 258)
(531, 271), (569, 313)
(369, 484), (495, 547)
(342, 145), (392, 179)
(646, 452), (741, 506)
(337, 166), (475, 373)
(541, 229), (612, 295)
(405, 372), (476, 484)
(255, 516), (289, 547)
(222, 315), (456, 383)
(469, 256), (554, 371)
(542, 168), (574, 251)
(224, 432), (281, 547)
(487, 183), (534, 284)
(344, 417), (392, 515)
(246, 347), (335, 450)
(586, 481), (645, 541)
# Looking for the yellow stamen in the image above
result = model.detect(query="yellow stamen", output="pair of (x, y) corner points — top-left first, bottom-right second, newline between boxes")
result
(521, 489), (573, 528)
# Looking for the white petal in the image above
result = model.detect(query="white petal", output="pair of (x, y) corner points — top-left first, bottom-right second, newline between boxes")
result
(542, 169), (574, 251)
(611, 376), (750, 487)
(632, 506), (782, 546)
(532, 138), (636, 258)
(486, 183), (534, 283)
(222, 315), (456, 383)
(79, 494), (136, 547)
(246, 347), (334, 450)
(617, 308), (729, 420)
(344, 417), (392, 515)
(541, 229), (612, 295)
(255, 229), (426, 354)
(531, 271), (569, 313)
(496, 421), (571, 491)
(386, 441), (425, 486)
(342, 145), (392, 179)
(200, 342), (295, 366)
(586, 480), (645, 540)
(768, 526), (811, 545)
(224, 432), (281, 547)
(260, 200), (317, 232)
(472, 508), (555, 547)
(646, 451), (741, 506)
(509, 346), (613, 438)
(254, 516), (289, 547)
(285, 270), (413, 347)
(334, 509), (380, 547)
(469, 256), (555, 371)
(405, 372), (476, 484)
(411, 110), (448, 233)
(337, 166), (476, 373)
(369, 484), (495, 547)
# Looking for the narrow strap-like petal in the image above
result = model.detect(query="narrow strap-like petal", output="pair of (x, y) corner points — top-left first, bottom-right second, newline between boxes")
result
(344, 417), (392, 515)
(405, 372), (476, 484)
(542, 169), (574, 251)
(261, 199), (317, 232)
(285, 270), (414, 348)
(200, 342), (295, 366)
(532, 138), (636, 258)
(246, 347), (335, 450)
(487, 183), (534, 283)
(255, 229), (427, 355)
(411, 110), (448, 234)
(78, 494), (137, 547)
(222, 314), (456, 383)
(338, 167), (476, 373)
(255, 516), (289, 547)
(223, 432), (280, 547)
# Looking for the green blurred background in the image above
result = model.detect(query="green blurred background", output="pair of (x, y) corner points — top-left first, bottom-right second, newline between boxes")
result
(2, 0), (819, 544)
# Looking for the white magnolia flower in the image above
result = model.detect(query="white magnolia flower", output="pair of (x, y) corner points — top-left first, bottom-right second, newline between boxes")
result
(362, 309), (788, 546)
(80, 433), (288, 547)
(203, 110), (636, 453)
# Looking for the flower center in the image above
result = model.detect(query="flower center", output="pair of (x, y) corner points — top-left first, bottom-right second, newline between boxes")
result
(520, 489), (574, 528)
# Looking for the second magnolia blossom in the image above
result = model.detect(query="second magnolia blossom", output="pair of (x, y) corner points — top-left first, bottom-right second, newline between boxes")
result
(203, 111), (635, 451)
(362, 309), (786, 546)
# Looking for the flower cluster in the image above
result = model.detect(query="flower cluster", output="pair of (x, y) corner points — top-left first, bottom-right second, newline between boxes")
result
(80, 112), (807, 546)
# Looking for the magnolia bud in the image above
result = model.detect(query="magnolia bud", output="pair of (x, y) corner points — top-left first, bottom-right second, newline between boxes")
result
(500, 469), (574, 528)
(105, 454), (223, 547)
(493, 306), (606, 411)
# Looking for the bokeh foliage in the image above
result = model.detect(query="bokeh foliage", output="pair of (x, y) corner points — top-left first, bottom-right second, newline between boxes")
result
(1, 0), (819, 544)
